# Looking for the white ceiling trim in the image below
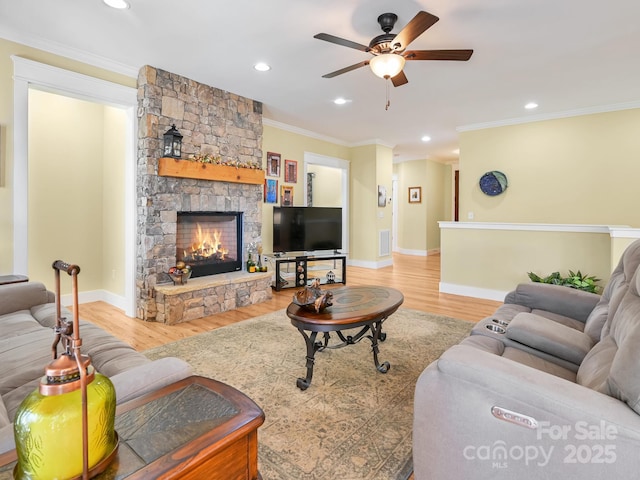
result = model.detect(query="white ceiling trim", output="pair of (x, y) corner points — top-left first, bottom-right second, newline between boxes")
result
(263, 118), (350, 147)
(458, 100), (640, 132)
(0, 29), (139, 78)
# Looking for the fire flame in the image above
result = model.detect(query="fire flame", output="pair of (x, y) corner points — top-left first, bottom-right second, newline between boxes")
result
(182, 223), (229, 262)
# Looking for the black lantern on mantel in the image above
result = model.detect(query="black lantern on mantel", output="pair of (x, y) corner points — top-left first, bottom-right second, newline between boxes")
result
(163, 124), (183, 158)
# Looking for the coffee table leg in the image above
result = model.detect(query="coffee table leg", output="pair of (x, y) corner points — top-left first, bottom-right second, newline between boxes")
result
(296, 329), (319, 390)
(370, 320), (390, 373)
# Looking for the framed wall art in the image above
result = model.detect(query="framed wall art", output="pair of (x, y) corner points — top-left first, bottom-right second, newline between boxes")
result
(266, 152), (281, 177)
(408, 186), (422, 204)
(284, 159), (298, 183)
(378, 185), (387, 207)
(281, 185), (294, 206)
(264, 178), (278, 204)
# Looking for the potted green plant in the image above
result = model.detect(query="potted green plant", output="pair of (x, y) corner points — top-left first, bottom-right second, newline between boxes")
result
(527, 270), (602, 294)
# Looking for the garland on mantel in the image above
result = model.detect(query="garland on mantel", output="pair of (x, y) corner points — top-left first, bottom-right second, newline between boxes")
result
(187, 153), (261, 169)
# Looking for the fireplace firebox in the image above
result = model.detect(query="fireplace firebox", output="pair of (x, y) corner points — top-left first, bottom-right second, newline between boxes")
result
(176, 212), (243, 278)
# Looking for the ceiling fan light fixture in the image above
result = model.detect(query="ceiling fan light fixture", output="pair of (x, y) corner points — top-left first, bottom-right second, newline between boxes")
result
(103, 0), (129, 9)
(369, 53), (405, 79)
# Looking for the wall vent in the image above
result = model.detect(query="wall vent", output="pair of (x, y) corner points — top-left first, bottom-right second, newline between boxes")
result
(379, 229), (391, 257)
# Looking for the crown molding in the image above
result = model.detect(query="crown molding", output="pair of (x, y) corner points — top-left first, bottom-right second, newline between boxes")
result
(263, 118), (396, 150)
(262, 118), (350, 146)
(350, 138), (396, 149)
(458, 100), (640, 132)
(1, 29), (139, 78)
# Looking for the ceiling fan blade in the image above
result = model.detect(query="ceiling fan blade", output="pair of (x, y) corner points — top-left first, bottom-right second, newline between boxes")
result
(391, 11), (439, 52)
(314, 33), (370, 52)
(391, 70), (408, 87)
(404, 49), (474, 61)
(322, 60), (370, 78)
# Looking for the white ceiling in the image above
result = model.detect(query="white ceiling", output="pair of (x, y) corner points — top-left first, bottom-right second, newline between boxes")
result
(1, 0), (639, 162)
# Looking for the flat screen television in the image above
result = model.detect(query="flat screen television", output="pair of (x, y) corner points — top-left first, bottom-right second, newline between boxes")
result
(273, 207), (342, 253)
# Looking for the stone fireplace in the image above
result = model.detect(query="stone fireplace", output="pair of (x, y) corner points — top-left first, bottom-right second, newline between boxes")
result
(136, 66), (271, 323)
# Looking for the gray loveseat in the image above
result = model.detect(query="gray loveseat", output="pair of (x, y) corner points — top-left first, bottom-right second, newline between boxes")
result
(0, 281), (193, 453)
(414, 239), (640, 479)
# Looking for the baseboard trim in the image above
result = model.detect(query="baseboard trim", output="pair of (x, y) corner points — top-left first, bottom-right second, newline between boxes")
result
(347, 258), (394, 269)
(396, 248), (427, 257)
(61, 289), (127, 311)
(439, 282), (507, 302)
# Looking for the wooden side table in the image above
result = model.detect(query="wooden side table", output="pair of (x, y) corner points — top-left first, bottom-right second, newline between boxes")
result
(0, 275), (28, 286)
(0, 376), (264, 479)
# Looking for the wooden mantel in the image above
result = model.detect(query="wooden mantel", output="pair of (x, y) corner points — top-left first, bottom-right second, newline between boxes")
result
(158, 157), (265, 185)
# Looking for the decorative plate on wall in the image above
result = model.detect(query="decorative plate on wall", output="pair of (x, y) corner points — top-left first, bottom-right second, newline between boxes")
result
(479, 171), (508, 196)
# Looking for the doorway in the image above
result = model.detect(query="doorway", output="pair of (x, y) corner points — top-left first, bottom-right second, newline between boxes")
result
(12, 57), (137, 315)
(303, 152), (349, 254)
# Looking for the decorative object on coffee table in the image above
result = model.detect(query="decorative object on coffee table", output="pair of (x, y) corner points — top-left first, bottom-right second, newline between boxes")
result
(292, 278), (334, 313)
(13, 261), (118, 480)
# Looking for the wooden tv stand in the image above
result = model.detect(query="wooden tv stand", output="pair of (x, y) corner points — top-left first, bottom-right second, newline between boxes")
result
(269, 253), (346, 291)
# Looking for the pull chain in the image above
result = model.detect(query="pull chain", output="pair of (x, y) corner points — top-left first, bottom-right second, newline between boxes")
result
(385, 79), (391, 110)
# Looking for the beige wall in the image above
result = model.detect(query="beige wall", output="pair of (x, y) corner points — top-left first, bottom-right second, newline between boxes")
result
(440, 226), (613, 295)
(394, 159), (450, 253)
(349, 144), (379, 261)
(395, 160), (427, 252)
(426, 161), (448, 250)
(102, 106), (127, 295)
(0, 37), (135, 275)
(308, 164), (343, 207)
(459, 109), (640, 226)
(27, 90), (126, 295)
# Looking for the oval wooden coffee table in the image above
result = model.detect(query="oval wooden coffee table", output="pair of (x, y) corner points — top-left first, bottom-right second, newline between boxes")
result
(286, 285), (404, 390)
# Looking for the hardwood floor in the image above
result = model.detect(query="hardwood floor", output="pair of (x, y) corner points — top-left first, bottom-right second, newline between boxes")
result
(80, 253), (501, 351)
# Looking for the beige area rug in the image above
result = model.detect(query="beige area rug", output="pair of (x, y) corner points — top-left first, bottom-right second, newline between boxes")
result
(144, 308), (473, 480)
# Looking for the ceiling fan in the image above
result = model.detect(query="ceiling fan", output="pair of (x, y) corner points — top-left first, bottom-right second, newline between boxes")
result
(314, 11), (473, 87)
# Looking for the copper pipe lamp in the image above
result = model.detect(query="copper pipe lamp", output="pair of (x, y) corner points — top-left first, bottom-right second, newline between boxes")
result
(13, 261), (118, 479)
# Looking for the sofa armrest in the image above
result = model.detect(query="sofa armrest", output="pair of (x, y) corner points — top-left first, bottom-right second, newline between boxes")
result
(505, 312), (594, 365)
(0, 282), (55, 317)
(109, 357), (193, 404)
(504, 282), (600, 323)
(414, 345), (640, 479)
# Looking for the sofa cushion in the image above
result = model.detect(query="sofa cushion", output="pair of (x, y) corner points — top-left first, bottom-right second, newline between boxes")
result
(0, 399), (9, 429)
(576, 336), (617, 393)
(459, 335), (577, 381)
(506, 312), (593, 365)
(529, 309), (586, 331)
(0, 310), (47, 339)
(30, 302), (62, 328)
(0, 282), (54, 316)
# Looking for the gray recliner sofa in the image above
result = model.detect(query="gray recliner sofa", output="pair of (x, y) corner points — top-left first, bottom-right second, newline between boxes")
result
(413, 240), (640, 479)
(0, 282), (193, 454)
(469, 239), (640, 371)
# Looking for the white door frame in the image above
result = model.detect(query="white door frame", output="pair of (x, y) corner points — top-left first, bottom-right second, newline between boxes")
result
(12, 57), (138, 316)
(392, 175), (398, 252)
(303, 152), (350, 255)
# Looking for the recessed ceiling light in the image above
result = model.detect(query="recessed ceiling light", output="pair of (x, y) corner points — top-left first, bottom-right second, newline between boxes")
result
(103, 0), (129, 9)
(421, 135), (431, 142)
(333, 97), (348, 105)
(525, 102), (538, 109)
(254, 62), (271, 72)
